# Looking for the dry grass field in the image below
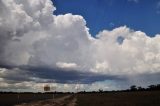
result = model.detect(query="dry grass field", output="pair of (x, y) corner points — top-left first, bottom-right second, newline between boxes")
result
(0, 91), (160, 106)
(0, 93), (67, 106)
(76, 91), (160, 106)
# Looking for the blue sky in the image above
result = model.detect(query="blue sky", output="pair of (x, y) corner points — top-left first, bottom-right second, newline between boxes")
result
(53, 0), (160, 37)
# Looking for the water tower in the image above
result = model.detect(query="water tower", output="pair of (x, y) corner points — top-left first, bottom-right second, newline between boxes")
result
(44, 85), (51, 92)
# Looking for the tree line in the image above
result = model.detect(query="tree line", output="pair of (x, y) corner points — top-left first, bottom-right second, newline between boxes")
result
(129, 84), (160, 91)
(0, 84), (160, 94)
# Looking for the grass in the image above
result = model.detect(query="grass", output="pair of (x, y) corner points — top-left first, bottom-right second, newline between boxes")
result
(0, 93), (67, 106)
(76, 91), (160, 106)
(1, 91), (160, 106)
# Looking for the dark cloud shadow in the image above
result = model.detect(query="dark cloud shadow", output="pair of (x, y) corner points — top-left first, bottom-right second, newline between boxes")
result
(1, 64), (160, 86)
(0, 64), (125, 84)
(25, 66), (125, 84)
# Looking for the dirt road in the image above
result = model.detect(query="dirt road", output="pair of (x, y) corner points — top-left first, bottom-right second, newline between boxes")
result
(15, 95), (76, 106)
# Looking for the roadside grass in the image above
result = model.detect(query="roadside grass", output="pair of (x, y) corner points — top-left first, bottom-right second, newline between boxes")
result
(76, 91), (160, 106)
(0, 93), (68, 106)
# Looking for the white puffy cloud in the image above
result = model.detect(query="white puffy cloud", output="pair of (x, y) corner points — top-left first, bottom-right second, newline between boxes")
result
(56, 62), (78, 69)
(0, 0), (160, 91)
(0, 0), (55, 65)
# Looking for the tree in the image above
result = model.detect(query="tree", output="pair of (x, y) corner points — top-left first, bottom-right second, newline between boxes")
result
(130, 85), (137, 91)
(99, 89), (103, 93)
(148, 85), (156, 90)
(137, 86), (145, 91)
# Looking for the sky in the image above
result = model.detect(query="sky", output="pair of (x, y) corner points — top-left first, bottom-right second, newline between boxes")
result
(53, 0), (160, 37)
(0, 0), (160, 92)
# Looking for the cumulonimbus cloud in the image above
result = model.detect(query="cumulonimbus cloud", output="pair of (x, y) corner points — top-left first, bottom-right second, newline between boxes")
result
(0, 0), (160, 91)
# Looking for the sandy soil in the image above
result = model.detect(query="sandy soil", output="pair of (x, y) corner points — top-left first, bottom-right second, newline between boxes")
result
(15, 95), (76, 106)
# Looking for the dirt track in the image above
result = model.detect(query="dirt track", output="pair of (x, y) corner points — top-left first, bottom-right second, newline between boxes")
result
(15, 95), (76, 106)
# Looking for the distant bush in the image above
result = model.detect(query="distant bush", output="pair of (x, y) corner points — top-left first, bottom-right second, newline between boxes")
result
(130, 85), (137, 91)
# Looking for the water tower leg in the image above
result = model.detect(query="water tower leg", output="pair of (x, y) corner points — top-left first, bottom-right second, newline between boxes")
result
(53, 93), (54, 104)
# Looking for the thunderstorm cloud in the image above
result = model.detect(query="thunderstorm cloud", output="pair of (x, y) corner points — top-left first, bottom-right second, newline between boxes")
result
(0, 0), (160, 92)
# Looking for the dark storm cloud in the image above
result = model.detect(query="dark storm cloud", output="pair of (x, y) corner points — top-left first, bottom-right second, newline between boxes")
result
(1, 64), (160, 91)
(1, 63), (160, 85)
(0, 67), (32, 84)
(26, 66), (125, 84)
(0, 65), (125, 84)
(25, 66), (160, 85)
